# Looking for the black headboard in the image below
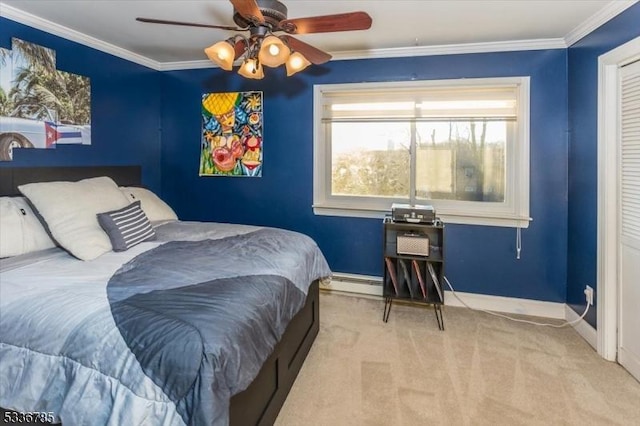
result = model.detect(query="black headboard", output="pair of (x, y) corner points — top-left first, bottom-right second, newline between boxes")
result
(0, 166), (142, 196)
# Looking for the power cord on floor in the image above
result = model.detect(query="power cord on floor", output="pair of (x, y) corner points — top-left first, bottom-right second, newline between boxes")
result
(443, 276), (590, 328)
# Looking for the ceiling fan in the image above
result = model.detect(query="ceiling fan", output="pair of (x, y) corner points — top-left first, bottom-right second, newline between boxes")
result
(136, 0), (373, 79)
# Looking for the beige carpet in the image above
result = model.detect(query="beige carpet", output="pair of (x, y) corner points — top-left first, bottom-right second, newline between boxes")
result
(275, 291), (640, 426)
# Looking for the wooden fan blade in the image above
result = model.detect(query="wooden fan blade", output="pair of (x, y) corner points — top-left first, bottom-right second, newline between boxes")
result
(234, 39), (248, 60)
(279, 12), (372, 34)
(281, 36), (332, 64)
(229, 0), (265, 24)
(136, 17), (243, 31)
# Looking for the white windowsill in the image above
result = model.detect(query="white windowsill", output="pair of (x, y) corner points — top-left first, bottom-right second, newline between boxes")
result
(313, 205), (531, 228)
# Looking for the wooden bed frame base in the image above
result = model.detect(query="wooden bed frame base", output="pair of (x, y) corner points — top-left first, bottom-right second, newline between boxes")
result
(0, 166), (320, 425)
(230, 280), (319, 425)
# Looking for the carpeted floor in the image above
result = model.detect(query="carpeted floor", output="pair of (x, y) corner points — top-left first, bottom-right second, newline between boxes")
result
(275, 291), (640, 426)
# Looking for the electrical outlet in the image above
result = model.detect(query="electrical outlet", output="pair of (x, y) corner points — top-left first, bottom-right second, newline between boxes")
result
(584, 285), (594, 306)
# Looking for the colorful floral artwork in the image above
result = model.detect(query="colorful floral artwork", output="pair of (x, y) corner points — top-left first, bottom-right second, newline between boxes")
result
(200, 91), (263, 177)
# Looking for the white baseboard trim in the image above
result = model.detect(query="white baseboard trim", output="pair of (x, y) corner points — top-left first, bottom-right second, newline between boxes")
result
(327, 273), (566, 319)
(565, 304), (597, 349)
(619, 347), (640, 382)
(444, 289), (566, 319)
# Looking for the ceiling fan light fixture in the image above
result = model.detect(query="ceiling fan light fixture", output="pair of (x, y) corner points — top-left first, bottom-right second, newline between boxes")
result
(258, 35), (290, 68)
(285, 52), (311, 76)
(238, 58), (265, 79)
(205, 40), (236, 71)
(139, 1), (372, 78)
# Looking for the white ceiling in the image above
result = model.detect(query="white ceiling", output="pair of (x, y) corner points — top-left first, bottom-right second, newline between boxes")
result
(0, 0), (636, 69)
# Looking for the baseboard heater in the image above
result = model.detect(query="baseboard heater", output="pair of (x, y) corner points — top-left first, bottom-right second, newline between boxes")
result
(329, 273), (382, 285)
(322, 273), (383, 297)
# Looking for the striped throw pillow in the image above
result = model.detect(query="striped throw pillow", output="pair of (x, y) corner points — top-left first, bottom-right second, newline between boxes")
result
(97, 201), (156, 252)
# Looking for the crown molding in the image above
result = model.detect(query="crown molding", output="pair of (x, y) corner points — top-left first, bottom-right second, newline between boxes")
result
(0, 2), (161, 70)
(158, 39), (566, 71)
(330, 38), (567, 61)
(564, 0), (638, 47)
(158, 60), (214, 71)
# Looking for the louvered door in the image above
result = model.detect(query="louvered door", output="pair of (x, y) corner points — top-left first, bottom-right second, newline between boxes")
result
(619, 59), (640, 381)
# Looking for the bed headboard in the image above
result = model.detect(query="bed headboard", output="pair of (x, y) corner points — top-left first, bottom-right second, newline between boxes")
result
(0, 166), (142, 196)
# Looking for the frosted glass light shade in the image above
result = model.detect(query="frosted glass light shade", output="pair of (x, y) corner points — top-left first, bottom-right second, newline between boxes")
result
(204, 41), (235, 71)
(258, 36), (290, 68)
(238, 58), (264, 79)
(285, 52), (311, 76)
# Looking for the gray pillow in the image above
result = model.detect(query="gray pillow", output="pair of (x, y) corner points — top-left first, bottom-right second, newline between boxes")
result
(97, 201), (156, 252)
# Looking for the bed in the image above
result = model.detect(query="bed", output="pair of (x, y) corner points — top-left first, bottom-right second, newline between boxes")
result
(0, 166), (331, 426)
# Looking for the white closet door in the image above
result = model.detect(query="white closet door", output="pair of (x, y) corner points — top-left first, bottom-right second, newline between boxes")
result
(619, 59), (640, 381)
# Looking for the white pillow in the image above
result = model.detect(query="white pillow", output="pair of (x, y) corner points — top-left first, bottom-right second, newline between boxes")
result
(0, 197), (56, 258)
(18, 176), (131, 261)
(120, 187), (178, 223)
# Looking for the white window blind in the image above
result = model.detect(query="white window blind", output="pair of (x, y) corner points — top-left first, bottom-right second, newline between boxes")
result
(321, 86), (519, 121)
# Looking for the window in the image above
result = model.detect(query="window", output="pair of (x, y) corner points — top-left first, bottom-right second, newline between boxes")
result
(313, 77), (530, 228)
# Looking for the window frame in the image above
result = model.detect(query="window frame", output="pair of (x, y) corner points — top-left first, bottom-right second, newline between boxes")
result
(313, 77), (531, 228)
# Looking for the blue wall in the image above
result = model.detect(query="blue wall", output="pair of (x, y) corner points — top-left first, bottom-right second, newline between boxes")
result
(161, 49), (569, 303)
(567, 3), (640, 326)
(0, 17), (163, 192)
(11, 3), (639, 310)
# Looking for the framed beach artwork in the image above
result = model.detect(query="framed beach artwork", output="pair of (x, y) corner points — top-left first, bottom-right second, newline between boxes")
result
(0, 38), (91, 161)
(200, 91), (263, 177)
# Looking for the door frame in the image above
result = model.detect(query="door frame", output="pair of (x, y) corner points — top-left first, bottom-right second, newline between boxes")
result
(597, 36), (640, 361)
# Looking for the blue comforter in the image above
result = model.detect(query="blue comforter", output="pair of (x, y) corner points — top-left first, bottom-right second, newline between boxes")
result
(0, 222), (331, 425)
